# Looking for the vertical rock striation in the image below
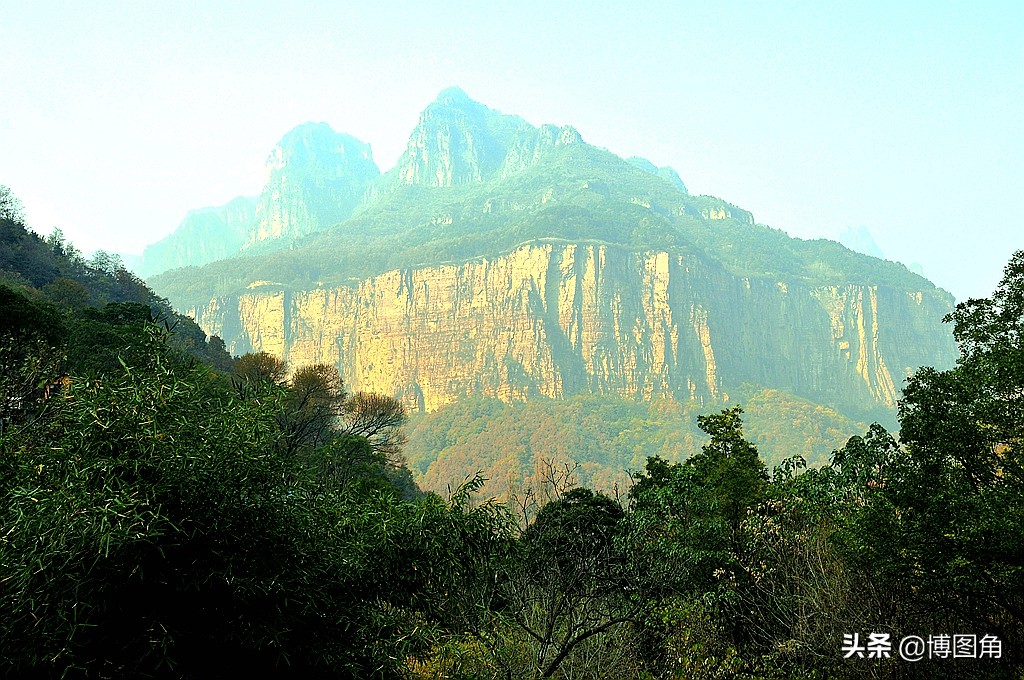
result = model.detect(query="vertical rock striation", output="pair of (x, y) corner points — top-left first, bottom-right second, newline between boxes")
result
(250, 123), (379, 244)
(189, 241), (955, 417)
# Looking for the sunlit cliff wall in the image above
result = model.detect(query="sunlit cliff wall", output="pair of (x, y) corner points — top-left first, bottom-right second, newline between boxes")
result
(190, 241), (956, 414)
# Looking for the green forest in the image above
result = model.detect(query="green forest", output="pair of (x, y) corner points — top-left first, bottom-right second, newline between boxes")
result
(2, 190), (1022, 678)
(403, 390), (864, 498)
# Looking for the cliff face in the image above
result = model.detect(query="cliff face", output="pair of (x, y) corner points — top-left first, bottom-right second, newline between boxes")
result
(141, 196), (256, 277)
(189, 240), (955, 415)
(250, 123), (379, 245)
(396, 87), (583, 187)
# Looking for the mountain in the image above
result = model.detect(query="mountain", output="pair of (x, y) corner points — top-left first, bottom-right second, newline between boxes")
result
(251, 122), (379, 244)
(140, 124), (379, 277)
(393, 86), (588, 188)
(626, 157), (688, 194)
(147, 89), (958, 481)
(837, 225), (884, 260)
(141, 196), (256, 277)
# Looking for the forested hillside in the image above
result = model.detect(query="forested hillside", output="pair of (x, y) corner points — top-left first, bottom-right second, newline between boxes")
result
(2, 187), (1021, 677)
(0, 200), (233, 375)
(404, 390), (863, 498)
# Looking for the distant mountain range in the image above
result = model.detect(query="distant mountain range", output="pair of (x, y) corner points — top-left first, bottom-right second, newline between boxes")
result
(143, 87), (957, 489)
(837, 226), (926, 278)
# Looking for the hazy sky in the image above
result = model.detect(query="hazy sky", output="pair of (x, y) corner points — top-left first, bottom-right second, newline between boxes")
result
(2, 1), (1021, 302)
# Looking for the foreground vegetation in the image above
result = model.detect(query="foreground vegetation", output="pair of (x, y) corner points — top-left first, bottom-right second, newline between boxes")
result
(404, 389), (866, 498)
(1, 196), (1021, 677)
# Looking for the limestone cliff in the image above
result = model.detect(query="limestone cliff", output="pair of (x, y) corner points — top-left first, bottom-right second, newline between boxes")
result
(250, 123), (379, 245)
(188, 240), (955, 417)
(395, 87), (583, 187)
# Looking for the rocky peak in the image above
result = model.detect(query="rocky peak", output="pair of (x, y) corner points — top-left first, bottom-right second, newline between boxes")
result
(397, 88), (516, 187)
(250, 123), (380, 245)
(432, 86), (475, 108)
(556, 125), (583, 145)
(627, 156), (689, 195)
(397, 89), (594, 187)
(264, 122), (375, 174)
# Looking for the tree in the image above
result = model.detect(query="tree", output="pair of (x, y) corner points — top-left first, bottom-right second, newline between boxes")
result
(0, 322), (508, 677)
(821, 250), (1024, 672)
(234, 355), (409, 462)
(497, 487), (644, 679)
(341, 391), (408, 462)
(689, 406), (768, 542)
(65, 302), (157, 376)
(0, 185), (26, 224)
(233, 350), (288, 386)
(623, 409), (770, 677)
(0, 343), (314, 677)
(280, 363), (348, 453)
(0, 285), (67, 428)
(890, 250), (1024, 626)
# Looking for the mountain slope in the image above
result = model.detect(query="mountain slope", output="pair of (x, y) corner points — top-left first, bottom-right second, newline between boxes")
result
(141, 196), (256, 277)
(147, 89), (957, 429)
(1, 213), (234, 374)
(403, 390), (865, 497)
(141, 124), (379, 277)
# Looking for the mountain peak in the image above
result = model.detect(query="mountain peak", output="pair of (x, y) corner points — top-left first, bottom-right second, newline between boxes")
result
(251, 125), (379, 244)
(627, 157), (688, 195)
(398, 89), (521, 186)
(433, 86), (474, 107)
(273, 122), (375, 168)
(398, 90), (589, 187)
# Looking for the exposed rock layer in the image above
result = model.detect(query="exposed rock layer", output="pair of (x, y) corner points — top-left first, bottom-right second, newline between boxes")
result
(189, 240), (955, 415)
(251, 123), (379, 245)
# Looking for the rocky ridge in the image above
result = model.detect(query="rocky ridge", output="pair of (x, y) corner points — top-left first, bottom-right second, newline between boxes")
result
(188, 241), (954, 419)
(141, 196), (256, 277)
(149, 88), (958, 425)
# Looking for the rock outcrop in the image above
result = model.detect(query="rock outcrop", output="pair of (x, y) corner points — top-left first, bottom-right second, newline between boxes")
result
(141, 196), (256, 277)
(396, 87), (584, 187)
(250, 123), (379, 245)
(188, 240), (955, 417)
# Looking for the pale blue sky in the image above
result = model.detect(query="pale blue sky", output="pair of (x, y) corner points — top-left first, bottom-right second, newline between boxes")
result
(2, 1), (1021, 301)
